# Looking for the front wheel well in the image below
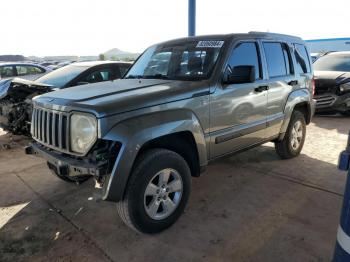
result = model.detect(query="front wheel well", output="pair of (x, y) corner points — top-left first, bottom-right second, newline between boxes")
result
(137, 131), (201, 177)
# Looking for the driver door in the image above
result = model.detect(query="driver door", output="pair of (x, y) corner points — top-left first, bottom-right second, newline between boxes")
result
(209, 41), (269, 158)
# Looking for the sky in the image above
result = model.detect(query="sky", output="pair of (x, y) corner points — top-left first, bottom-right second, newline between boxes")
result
(1, 0), (349, 56)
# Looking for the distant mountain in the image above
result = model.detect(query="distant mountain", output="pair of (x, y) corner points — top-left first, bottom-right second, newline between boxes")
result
(0, 55), (28, 62)
(103, 48), (139, 61)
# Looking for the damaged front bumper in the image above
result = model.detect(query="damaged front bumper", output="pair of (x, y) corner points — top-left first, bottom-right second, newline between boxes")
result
(25, 142), (109, 179)
(314, 92), (350, 113)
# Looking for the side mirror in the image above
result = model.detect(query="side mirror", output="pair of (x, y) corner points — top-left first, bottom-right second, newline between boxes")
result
(223, 65), (256, 84)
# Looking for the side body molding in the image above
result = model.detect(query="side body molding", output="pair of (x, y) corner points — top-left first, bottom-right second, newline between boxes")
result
(279, 88), (313, 139)
(101, 109), (207, 201)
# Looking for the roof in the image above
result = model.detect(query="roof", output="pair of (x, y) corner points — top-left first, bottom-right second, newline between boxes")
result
(0, 62), (47, 67)
(70, 61), (132, 67)
(158, 32), (304, 46)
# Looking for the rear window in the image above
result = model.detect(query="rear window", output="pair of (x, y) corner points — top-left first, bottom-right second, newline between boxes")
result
(263, 42), (291, 77)
(294, 44), (311, 74)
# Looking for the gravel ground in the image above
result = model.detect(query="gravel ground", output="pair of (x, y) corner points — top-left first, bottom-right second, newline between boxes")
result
(0, 115), (349, 262)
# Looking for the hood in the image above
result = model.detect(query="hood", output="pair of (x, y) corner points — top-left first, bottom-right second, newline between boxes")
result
(0, 78), (52, 100)
(313, 71), (350, 94)
(34, 78), (209, 117)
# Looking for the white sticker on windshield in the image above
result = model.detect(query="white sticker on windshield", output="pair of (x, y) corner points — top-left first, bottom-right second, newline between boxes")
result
(196, 40), (224, 48)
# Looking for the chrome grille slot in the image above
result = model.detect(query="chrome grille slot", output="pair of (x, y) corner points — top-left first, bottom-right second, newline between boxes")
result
(31, 107), (70, 153)
(314, 95), (336, 107)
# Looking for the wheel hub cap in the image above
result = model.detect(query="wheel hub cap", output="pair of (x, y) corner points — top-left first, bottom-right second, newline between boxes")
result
(144, 168), (183, 220)
(291, 120), (303, 150)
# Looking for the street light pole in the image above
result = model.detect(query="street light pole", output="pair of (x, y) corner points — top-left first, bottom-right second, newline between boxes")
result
(188, 0), (196, 36)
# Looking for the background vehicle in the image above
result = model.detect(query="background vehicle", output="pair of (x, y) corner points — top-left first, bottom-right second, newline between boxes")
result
(26, 32), (315, 234)
(0, 62), (51, 81)
(313, 51), (350, 115)
(0, 61), (132, 135)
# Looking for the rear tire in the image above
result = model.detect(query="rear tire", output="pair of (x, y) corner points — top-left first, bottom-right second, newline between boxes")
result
(275, 111), (306, 159)
(117, 149), (191, 234)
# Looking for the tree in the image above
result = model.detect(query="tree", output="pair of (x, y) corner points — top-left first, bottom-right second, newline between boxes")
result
(99, 54), (105, 61)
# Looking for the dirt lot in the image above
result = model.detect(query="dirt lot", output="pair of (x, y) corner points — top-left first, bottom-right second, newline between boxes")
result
(0, 116), (349, 262)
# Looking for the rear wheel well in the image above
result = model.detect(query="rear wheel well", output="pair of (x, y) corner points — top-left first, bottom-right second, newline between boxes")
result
(137, 132), (201, 177)
(293, 102), (311, 124)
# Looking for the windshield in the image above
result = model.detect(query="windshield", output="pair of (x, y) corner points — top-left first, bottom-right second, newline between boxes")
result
(36, 64), (87, 87)
(125, 40), (224, 81)
(314, 54), (350, 72)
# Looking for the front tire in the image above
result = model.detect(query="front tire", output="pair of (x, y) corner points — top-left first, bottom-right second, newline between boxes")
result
(275, 111), (306, 159)
(340, 110), (350, 116)
(117, 149), (191, 234)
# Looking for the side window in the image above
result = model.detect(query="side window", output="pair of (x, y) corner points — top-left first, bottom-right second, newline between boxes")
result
(263, 42), (289, 77)
(119, 65), (130, 77)
(294, 44), (311, 74)
(0, 66), (15, 78)
(282, 44), (293, 75)
(28, 66), (45, 74)
(227, 42), (261, 80)
(17, 65), (44, 75)
(81, 68), (113, 84)
(16, 65), (29, 76)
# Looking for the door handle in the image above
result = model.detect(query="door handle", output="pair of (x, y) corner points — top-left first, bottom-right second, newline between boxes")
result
(288, 80), (299, 86)
(254, 85), (269, 92)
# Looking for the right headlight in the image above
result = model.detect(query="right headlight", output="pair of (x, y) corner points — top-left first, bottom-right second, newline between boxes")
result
(70, 113), (97, 154)
(339, 82), (350, 93)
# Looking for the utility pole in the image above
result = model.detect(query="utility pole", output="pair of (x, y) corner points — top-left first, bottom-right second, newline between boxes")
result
(188, 0), (196, 36)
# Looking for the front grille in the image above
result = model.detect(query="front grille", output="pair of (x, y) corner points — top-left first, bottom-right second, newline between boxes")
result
(31, 107), (70, 153)
(314, 94), (336, 107)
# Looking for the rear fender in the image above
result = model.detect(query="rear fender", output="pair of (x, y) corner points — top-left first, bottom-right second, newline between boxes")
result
(278, 88), (313, 140)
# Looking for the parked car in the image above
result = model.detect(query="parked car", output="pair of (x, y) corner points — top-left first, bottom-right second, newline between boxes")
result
(0, 62), (51, 81)
(0, 61), (132, 135)
(310, 53), (320, 63)
(25, 32), (315, 233)
(313, 51), (350, 115)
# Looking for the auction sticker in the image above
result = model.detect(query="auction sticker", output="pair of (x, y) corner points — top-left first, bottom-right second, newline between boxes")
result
(196, 40), (224, 48)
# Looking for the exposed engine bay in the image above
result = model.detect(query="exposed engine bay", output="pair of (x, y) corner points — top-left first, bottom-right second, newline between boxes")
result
(0, 79), (52, 135)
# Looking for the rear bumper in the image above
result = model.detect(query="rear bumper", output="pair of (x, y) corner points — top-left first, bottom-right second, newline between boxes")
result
(25, 143), (107, 178)
(314, 93), (350, 112)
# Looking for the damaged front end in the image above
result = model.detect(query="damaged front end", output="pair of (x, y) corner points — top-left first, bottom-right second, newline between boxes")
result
(0, 79), (52, 135)
(25, 140), (121, 189)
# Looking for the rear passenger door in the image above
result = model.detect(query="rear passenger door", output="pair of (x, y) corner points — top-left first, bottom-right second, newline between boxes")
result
(261, 41), (295, 135)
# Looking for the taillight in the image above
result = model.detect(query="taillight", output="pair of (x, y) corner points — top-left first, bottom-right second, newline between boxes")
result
(311, 77), (315, 96)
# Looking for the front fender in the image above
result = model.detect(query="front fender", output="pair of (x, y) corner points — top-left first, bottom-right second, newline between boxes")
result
(279, 88), (314, 137)
(101, 109), (207, 201)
